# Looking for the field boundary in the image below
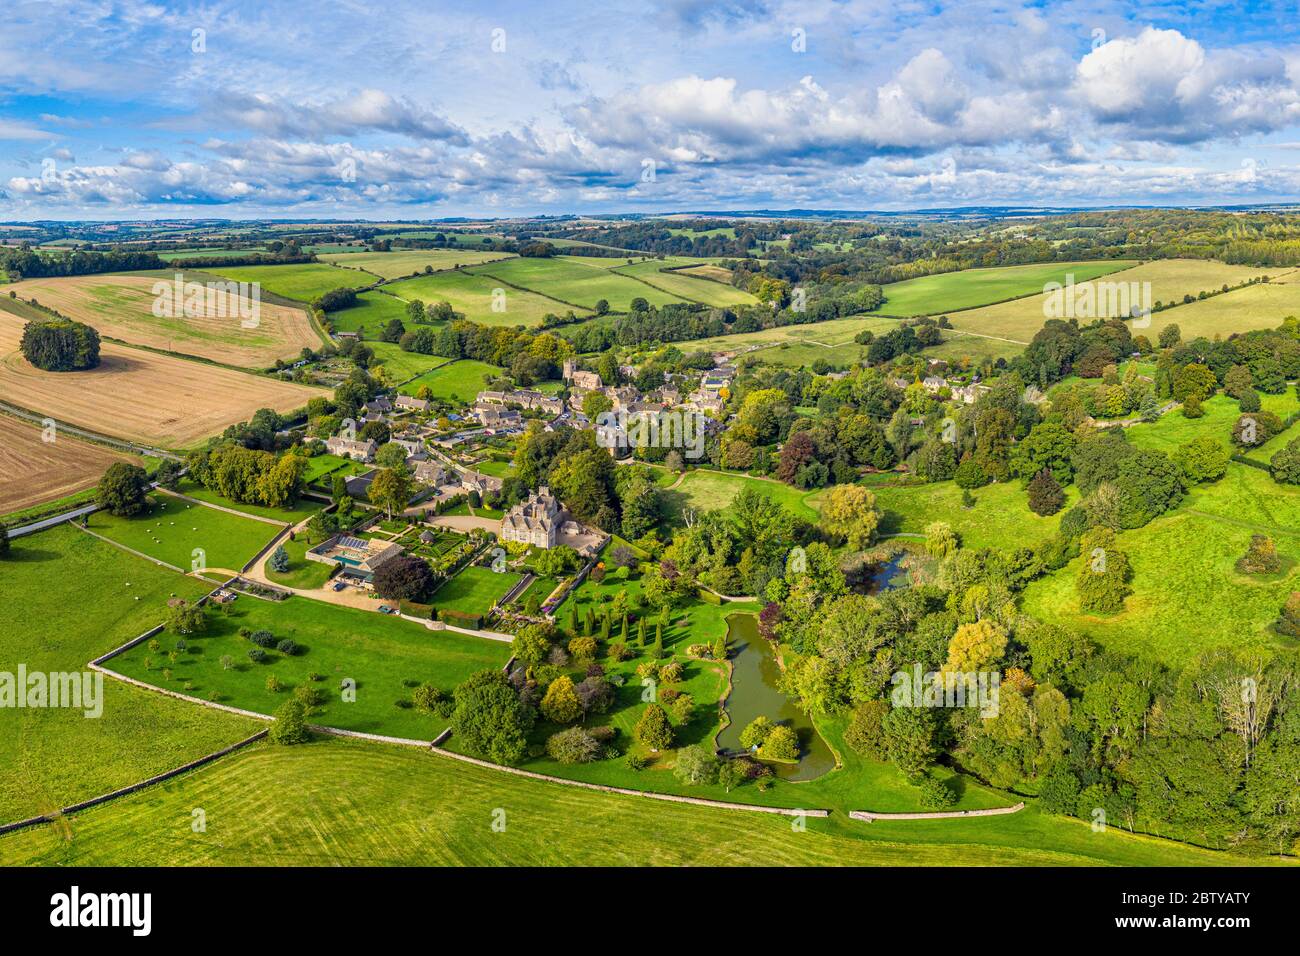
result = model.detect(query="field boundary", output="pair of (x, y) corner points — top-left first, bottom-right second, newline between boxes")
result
(0, 730), (269, 837)
(849, 802), (1025, 822)
(429, 743), (831, 818)
(609, 263), (710, 306)
(0, 401), (178, 460)
(74, 522), (187, 573)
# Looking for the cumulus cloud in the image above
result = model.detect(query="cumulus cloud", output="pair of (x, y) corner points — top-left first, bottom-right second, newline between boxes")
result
(212, 89), (469, 144)
(1076, 27), (1300, 142)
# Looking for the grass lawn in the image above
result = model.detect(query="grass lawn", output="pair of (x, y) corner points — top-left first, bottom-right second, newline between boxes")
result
(265, 532), (335, 590)
(875, 260), (1135, 317)
(0, 525), (258, 825)
(1, 737), (1265, 866)
(669, 314), (899, 366)
(1022, 464), (1300, 665)
(108, 594), (512, 739)
(85, 491), (283, 572)
(387, 270), (586, 327)
(207, 262), (374, 303)
(318, 249), (513, 279)
(473, 458), (515, 478)
(468, 256), (684, 311)
(398, 359), (501, 403)
(432, 565), (520, 617)
(661, 469), (821, 525)
(326, 289), (410, 335)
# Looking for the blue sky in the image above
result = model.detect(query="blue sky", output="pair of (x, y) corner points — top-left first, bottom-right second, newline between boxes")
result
(2, 0), (1299, 219)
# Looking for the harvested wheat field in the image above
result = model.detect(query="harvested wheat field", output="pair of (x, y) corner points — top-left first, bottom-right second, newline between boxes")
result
(0, 415), (132, 515)
(0, 311), (328, 449)
(7, 273), (323, 367)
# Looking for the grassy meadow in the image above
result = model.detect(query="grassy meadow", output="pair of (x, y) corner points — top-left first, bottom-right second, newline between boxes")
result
(947, 259), (1276, 342)
(386, 269), (584, 326)
(397, 359), (501, 402)
(876, 260), (1136, 317)
(84, 491), (283, 572)
(0, 526), (259, 825)
(318, 248), (513, 279)
(467, 256), (683, 311)
(1, 738), (1267, 866)
(208, 262), (374, 302)
(108, 594), (513, 739)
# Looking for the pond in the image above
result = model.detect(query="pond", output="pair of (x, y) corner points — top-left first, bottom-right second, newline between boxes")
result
(715, 549), (913, 781)
(715, 612), (837, 781)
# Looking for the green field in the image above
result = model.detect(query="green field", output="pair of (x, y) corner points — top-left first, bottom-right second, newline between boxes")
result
(318, 249), (513, 279)
(108, 594), (512, 739)
(610, 259), (757, 307)
(467, 256), (684, 311)
(84, 491), (283, 572)
(1139, 272), (1300, 342)
(156, 247), (268, 261)
(2, 738), (1263, 866)
(327, 289), (410, 335)
(386, 270), (588, 327)
(365, 341), (452, 384)
(398, 359), (501, 402)
(875, 260), (1135, 317)
(1125, 390), (1299, 457)
(830, 475), (1079, 552)
(660, 469), (821, 525)
(432, 565), (520, 617)
(947, 259), (1275, 342)
(670, 315), (900, 367)
(207, 263), (374, 302)
(1022, 464), (1300, 665)
(0, 526), (259, 825)
(172, 478), (322, 523)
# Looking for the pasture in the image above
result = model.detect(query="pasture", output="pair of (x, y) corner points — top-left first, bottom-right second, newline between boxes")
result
(837, 475), (1080, 552)
(467, 256), (683, 311)
(0, 310), (327, 449)
(386, 270), (584, 327)
(0, 525), (258, 826)
(326, 289), (409, 335)
(1136, 272), (1300, 342)
(611, 259), (758, 307)
(5, 273), (322, 367)
(107, 595), (512, 739)
(0, 415), (133, 516)
(0, 738), (1259, 866)
(84, 491), (283, 573)
(318, 248), (513, 279)
(1021, 464), (1300, 666)
(207, 263), (374, 303)
(946, 259), (1276, 343)
(875, 260), (1135, 317)
(669, 315), (900, 367)
(398, 359), (501, 403)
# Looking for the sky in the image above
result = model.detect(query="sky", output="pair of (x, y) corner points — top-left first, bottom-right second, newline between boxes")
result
(2, 0), (1300, 220)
